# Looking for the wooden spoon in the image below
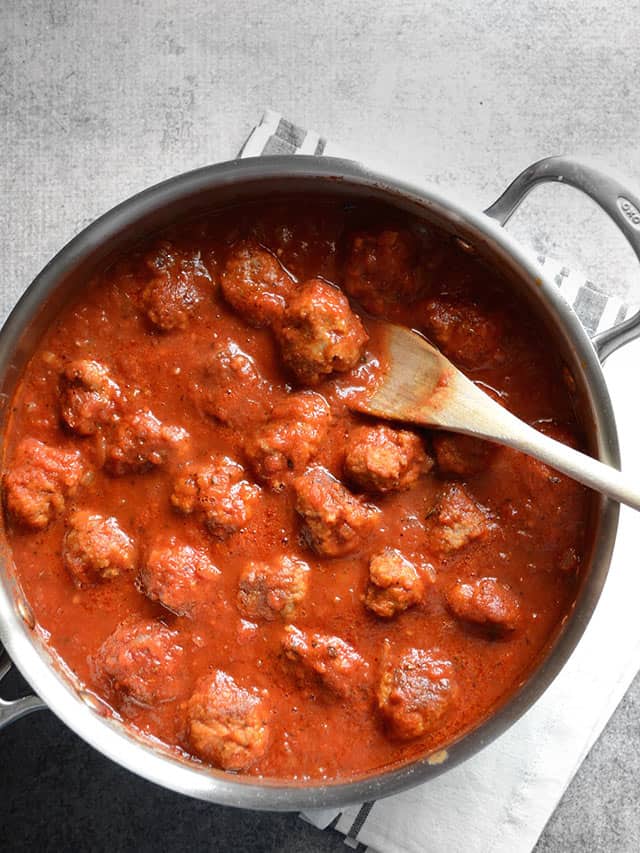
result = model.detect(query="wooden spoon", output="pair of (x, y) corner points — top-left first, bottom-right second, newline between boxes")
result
(356, 323), (640, 510)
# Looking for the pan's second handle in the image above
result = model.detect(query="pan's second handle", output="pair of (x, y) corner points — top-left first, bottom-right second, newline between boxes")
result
(484, 156), (640, 362)
(0, 645), (46, 729)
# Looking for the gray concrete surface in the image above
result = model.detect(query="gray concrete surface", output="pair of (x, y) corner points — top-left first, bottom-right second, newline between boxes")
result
(2, 1), (640, 850)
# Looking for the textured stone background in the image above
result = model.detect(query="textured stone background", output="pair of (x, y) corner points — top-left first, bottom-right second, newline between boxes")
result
(2, 1), (640, 851)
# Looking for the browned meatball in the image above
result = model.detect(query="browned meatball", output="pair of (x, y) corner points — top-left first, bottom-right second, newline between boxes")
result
(185, 670), (269, 771)
(60, 359), (122, 436)
(3, 439), (86, 530)
(425, 484), (492, 555)
(281, 626), (369, 698)
(238, 555), (310, 622)
(251, 207), (341, 281)
(378, 648), (458, 740)
(105, 411), (189, 476)
(171, 455), (261, 538)
(63, 510), (135, 587)
(244, 391), (331, 490)
(420, 297), (503, 368)
(432, 432), (495, 477)
(198, 340), (272, 426)
(139, 539), (220, 616)
(343, 229), (427, 315)
(293, 466), (379, 557)
(344, 424), (431, 493)
(220, 239), (294, 327)
(93, 617), (184, 706)
(140, 241), (210, 331)
(364, 548), (424, 618)
(446, 577), (520, 633)
(143, 240), (211, 281)
(276, 279), (368, 385)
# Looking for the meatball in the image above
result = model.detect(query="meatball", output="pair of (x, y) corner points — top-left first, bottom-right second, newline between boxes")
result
(343, 229), (427, 315)
(244, 391), (331, 490)
(59, 359), (121, 436)
(276, 279), (368, 386)
(420, 297), (503, 368)
(141, 273), (201, 332)
(140, 241), (209, 331)
(143, 240), (210, 281)
(378, 648), (457, 740)
(3, 439), (86, 530)
(250, 207), (342, 281)
(425, 484), (491, 555)
(293, 466), (379, 557)
(93, 617), (184, 706)
(432, 432), (495, 477)
(63, 510), (135, 587)
(344, 424), (431, 493)
(281, 626), (369, 698)
(364, 548), (424, 618)
(446, 577), (520, 633)
(220, 239), (294, 327)
(237, 555), (310, 622)
(432, 386), (504, 476)
(171, 455), (261, 538)
(198, 340), (272, 426)
(185, 670), (269, 771)
(105, 410), (189, 476)
(139, 540), (220, 616)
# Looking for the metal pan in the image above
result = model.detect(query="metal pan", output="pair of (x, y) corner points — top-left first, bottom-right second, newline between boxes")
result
(1, 155), (639, 809)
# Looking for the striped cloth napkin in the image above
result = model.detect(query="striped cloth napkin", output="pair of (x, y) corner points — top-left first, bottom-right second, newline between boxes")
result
(238, 111), (640, 853)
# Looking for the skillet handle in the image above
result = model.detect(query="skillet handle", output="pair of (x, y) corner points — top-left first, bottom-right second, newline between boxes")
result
(484, 156), (640, 362)
(0, 645), (46, 729)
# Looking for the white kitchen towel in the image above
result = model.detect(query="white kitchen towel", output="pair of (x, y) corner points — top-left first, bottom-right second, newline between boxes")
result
(239, 111), (640, 853)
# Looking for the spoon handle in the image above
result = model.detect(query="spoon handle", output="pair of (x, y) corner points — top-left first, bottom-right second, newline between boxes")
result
(481, 406), (640, 511)
(434, 361), (640, 510)
(363, 324), (638, 509)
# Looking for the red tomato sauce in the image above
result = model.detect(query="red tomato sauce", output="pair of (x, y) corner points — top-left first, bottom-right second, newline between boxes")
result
(2, 198), (591, 781)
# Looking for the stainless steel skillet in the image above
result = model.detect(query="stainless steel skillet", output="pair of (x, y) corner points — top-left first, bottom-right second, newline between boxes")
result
(1, 154), (639, 809)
